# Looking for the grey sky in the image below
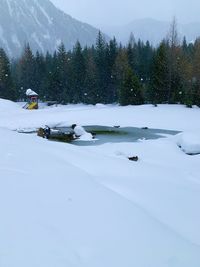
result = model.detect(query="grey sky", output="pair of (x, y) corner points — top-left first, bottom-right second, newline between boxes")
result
(51, 0), (200, 27)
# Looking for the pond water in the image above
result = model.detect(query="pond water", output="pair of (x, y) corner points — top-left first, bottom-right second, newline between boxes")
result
(68, 125), (179, 146)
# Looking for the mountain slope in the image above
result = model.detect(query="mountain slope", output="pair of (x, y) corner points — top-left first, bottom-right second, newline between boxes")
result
(0, 0), (101, 57)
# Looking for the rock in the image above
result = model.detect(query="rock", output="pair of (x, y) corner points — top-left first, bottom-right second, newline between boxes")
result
(37, 128), (45, 138)
(128, 156), (139, 161)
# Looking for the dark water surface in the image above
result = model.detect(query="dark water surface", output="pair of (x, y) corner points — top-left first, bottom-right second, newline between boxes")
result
(69, 125), (179, 146)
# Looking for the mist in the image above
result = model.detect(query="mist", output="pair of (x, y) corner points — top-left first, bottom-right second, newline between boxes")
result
(51, 0), (200, 27)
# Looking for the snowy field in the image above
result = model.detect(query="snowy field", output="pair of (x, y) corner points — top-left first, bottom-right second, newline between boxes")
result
(0, 99), (200, 267)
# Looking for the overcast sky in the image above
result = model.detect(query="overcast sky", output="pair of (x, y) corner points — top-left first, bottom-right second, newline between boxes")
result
(51, 0), (200, 27)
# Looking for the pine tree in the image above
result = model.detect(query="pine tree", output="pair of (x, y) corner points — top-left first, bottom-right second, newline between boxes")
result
(18, 43), (36, 99)
(166, 17), (183, 103)
(49, 43), (69, 103)
(34, 51), (46, 99)
(95, 31), (108, 103)
(84, 49), (98, 104)
(182, 36), (188, 55)
(119, 67), (144, 106)
(148, 42), (169, 104)
(127, 32), (136, 71)
(0, 48), (15, 100)
(177, 39), (193, 106)
(113, 48), (127, 98)
(70, 41), (86, 103)
(192, 38), (200, 107)
(107, 37), (118, 102)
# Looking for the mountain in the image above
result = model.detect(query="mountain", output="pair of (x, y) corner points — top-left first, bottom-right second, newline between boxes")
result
(102, 18), (200, 45)
(0, 0), (102, 57)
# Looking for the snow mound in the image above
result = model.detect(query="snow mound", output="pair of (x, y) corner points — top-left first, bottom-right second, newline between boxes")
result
(95, 103), (106, 108)
(176, 131), (200, 154)
(78, 132), (93, 141)
(74, 125), (86, 136)
(74, 125), (93, 141)
(0, 98), (21, 112)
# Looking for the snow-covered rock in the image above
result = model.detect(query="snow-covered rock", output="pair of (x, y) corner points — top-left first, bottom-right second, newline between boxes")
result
(74, 125), (93, 141)
(176, 131), (200, 155)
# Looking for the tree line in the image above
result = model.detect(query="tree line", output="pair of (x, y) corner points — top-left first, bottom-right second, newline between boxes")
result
(0, 19), (200, 107)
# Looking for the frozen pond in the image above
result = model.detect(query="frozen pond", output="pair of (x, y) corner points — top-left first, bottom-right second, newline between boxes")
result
(66, 125), (179, 146)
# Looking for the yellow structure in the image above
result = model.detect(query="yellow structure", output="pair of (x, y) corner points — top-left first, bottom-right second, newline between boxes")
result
(27, 102), (38, 110)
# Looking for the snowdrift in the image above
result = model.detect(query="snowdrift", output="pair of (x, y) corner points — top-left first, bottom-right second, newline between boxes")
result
(0, 98), (21, 112)
(176, 131), (200, 154)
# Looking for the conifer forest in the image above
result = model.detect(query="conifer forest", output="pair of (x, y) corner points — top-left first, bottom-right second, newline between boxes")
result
(1, 26), (200, 108)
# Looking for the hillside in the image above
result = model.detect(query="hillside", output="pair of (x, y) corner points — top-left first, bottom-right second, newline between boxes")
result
(0, 0), (101, 57)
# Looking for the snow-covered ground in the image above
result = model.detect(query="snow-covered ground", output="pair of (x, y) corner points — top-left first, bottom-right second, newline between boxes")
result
(0, 99), (200, 267)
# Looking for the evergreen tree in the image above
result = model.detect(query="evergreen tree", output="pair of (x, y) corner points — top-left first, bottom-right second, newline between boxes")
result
(57, 43), (69, 102)
(17, 43), (36, 99)
(148, 42), (169, 104)
(119, 67), (144, 106)
(34, 51), (46, 99)
(84, 49), (98, 104)
(47, 43), (69, 103)
(95, 31), (109, 103)
(107, 37), (118, 102)
(127, 32), (136, 71)
(41, 52), (53, 101)
(182, 36), (188, 55)
(70, 41), (86, 103)
(135, 39), (145, 78)
(0, 48), (15, 100)
(113, 48), (130, 100)
(178, 40), (193, 106)
(192, 38), (200, 107)
(166, 17), (183, 103)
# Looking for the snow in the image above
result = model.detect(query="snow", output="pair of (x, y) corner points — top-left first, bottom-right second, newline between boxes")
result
(0, 99), (200, 267)
(73, 125), (93, 140)
(0, 98), (21, 112)
(30, 6), (43, 28)
(6, 0), (14, 17)
(176, 131), (200, 154)
(26, 88), (38, 96)
(78, 132), (93, 141)
(35, 0), (53, 25)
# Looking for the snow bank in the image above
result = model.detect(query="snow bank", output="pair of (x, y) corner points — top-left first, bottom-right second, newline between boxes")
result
(176, 131), (200, 154)
(0, 98), (21, 112)
(1, 98), (200, 131)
